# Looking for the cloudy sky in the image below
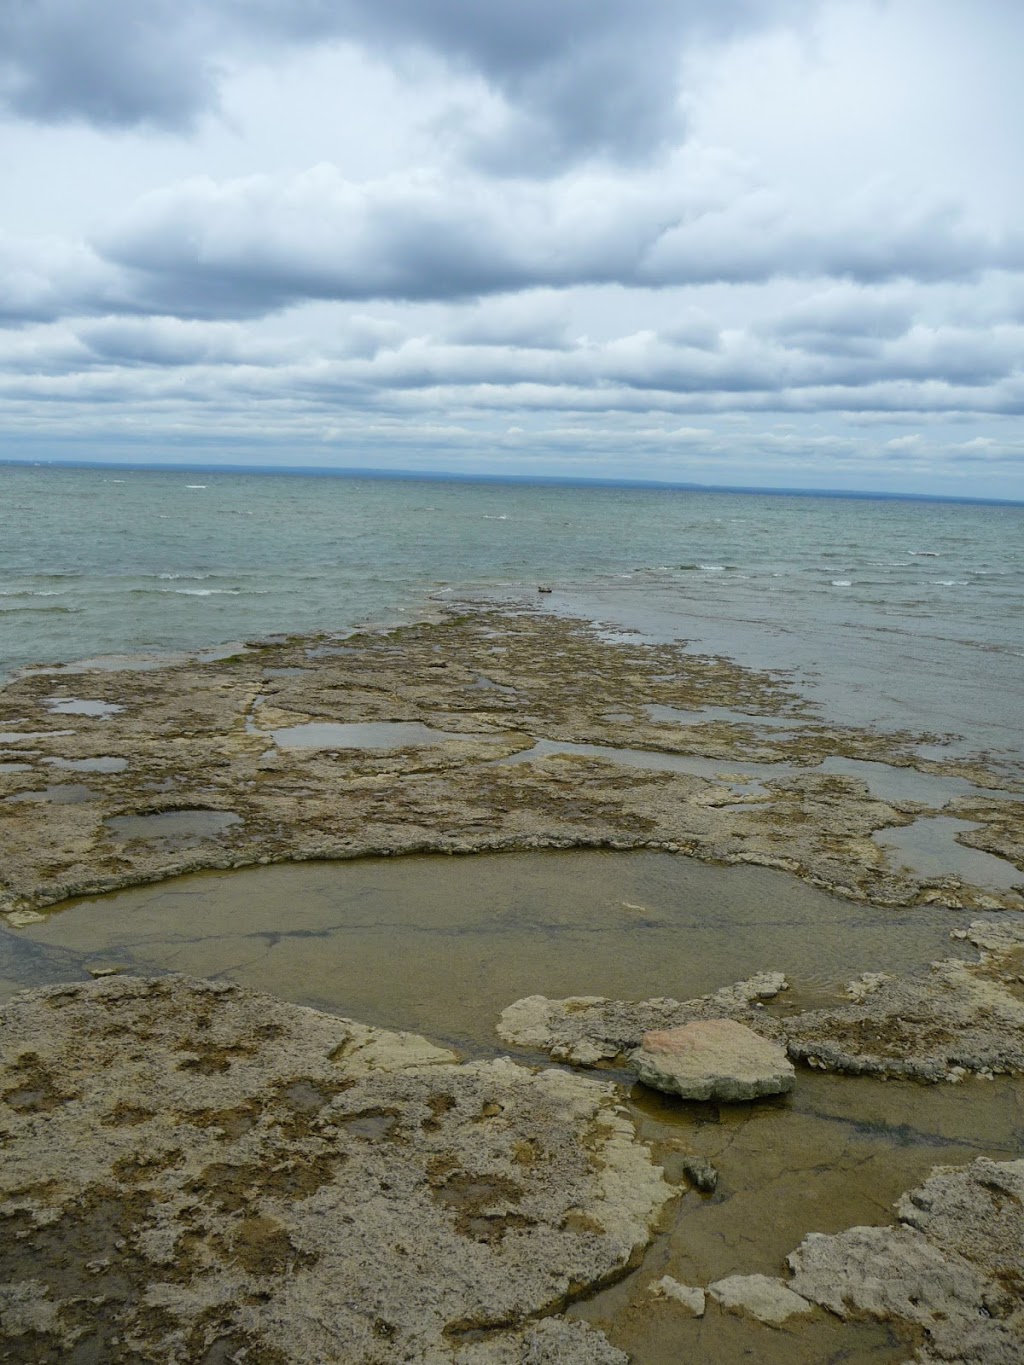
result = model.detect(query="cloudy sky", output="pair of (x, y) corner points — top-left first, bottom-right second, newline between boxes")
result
(2, 0), (1023, 496)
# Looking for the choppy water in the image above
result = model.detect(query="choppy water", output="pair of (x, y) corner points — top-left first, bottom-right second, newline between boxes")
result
(2, 464), (1022, 769)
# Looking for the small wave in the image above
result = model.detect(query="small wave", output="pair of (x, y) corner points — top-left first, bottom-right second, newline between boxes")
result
(157, 572), (212, 581)
(483, 514), (508, 521)
(170, 588), (241, 596)
(908, 550), (940, 557)
(185, 484), (207, 490)
(931, 579), (969, 587)
(831, 579), (852, 587)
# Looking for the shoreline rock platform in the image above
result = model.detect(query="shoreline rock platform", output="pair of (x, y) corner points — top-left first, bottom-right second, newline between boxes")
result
(0, 975), (671, 1363)
(2, 609), (1022, 925)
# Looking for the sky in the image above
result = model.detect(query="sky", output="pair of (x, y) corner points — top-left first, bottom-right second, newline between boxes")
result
(1, 0), (1023, 497)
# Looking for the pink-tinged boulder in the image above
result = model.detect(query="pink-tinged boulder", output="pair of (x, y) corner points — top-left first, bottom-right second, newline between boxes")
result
(630, 1017), (795, 1101)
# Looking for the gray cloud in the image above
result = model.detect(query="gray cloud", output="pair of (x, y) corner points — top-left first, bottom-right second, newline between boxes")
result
(0, 0), (813, 169)
(94, 164), (1023, 321)
(0, 1), (215, 130)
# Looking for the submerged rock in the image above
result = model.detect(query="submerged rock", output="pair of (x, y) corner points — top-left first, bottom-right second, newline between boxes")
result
(679, 1155), (719, 1192)
(786, 1157), (1024, 1362)
(0, 975), (673, 1363)
(631, 1018), (795, 1101)
(785, 916), (1024, 1081)
(497, 972), (788, 1066)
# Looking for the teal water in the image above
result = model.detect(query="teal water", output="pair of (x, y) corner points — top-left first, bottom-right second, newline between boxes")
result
(2, 465), (1022, 771)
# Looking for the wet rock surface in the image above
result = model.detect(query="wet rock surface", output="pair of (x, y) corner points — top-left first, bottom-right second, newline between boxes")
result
(785, 916), (1024, 1081)
(631, 1019), (795, 1101)
(1, 609), (1021, 922)
(497, 973), (789, 1065)
(0, 975), (672, 1363)
(786, 1157), (1024, 1363)
(499, 917), (1024, 1085)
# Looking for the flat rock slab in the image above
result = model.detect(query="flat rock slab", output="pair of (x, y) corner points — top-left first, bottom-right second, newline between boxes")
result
(0, 975), (672, 1363)
(707, 1274), (812, 1325)
(631, 1018), (795, 1101)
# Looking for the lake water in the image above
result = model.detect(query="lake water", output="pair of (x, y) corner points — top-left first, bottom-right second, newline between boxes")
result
(2, 463), (1022, 771)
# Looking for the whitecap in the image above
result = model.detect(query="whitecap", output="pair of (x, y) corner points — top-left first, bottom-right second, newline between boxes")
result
(831, 579), (852, 587)
(698, 564), (726, 571)
(185, 484), (207, 490)
(931, 579), (968, 587)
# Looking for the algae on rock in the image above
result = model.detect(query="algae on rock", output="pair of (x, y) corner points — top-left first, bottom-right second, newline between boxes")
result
(0, 974), (672, 1363)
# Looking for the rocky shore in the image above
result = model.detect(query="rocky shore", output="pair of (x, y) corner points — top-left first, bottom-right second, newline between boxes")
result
(2, 607), (1024, 1362)
(1, 609), (1022, 922)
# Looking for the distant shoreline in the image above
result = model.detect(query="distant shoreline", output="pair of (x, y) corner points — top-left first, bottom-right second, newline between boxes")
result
(2, 458), (1021, 508)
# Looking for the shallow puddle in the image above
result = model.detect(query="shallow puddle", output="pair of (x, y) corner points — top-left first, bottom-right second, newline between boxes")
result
(42, 755), (128, 773)
(0, 729), (75, 743)
(874, 815), (1024, 894)
(268, 720), (503, 749)
(645, 702), (797, 730)
(574, 1070), (1023, 1363)
(104, 809), (242, 841)
(5, 783), (93, 804)
(2, 850), (980, 1047)
(820, 755), (1022, 807)
(496, 737), (793, 789)
(44, 698), (122, 717)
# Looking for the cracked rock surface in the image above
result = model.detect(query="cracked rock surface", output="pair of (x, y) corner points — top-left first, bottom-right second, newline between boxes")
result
(0, 975), (672, 1363)
(786, 1157), (1024, 1363)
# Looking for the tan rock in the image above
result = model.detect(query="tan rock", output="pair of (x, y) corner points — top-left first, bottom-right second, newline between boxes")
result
(631, 1017), (795, 1101)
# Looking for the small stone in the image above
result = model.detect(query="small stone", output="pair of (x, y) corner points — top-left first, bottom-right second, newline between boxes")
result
(708, 1274), (813, 1325)
(85, 964), (126, 978)
(631, 1018), (795, 1101)
(680, 1155), (719, 1192)
(650, 1277), (705, 1316)
(537, 585), (553, 594)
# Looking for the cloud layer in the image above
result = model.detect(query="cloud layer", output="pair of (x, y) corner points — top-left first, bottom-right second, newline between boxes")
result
(1, 0), (1023, 495)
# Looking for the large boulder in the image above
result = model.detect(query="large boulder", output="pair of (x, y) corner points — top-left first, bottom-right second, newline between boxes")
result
(630, 1017), (795, 1101)
(0, 975), (672, 1363)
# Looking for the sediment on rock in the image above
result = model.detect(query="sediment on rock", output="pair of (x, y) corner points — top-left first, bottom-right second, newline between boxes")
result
(0, 975), (672, 1363)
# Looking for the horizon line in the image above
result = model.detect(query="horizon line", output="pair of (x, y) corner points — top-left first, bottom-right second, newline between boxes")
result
(1, 456), (1021, 509)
